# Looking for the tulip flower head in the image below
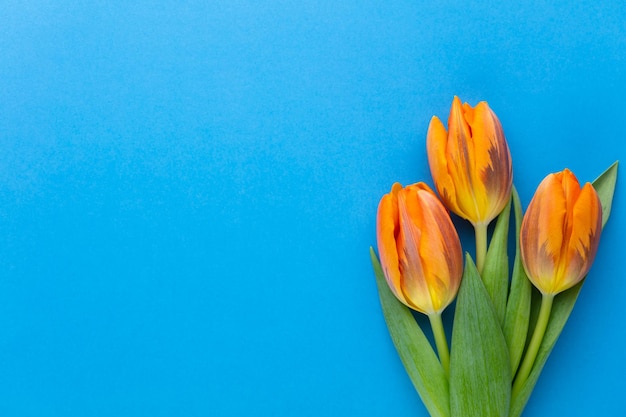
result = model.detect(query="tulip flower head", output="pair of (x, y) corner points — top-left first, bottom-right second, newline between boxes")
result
(427, 96), (513, 226)
(520, 169), (602, 295)
(376, 182), (463, 315)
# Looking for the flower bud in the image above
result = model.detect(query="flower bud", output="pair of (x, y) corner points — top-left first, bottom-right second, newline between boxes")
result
(427, 96), (512, 226)
(520, 169), (602, 295)
(376, 182), (463, 314)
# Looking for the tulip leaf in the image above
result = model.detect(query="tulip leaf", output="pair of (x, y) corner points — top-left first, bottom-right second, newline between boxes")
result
(370, 248), (450, 417)
(503, 187), (531, 376)
(509, 162), (618, 417)
(482, 195), (512, 325)
(593, 161), (618, 228)
(449, 254), (511, 417)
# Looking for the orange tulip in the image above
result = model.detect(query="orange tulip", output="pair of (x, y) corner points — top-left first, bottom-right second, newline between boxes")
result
(427, 96), (512, 226)
(513, 169), (603, 396)
(520, 169), (602, 295)
(376, 182), (463, 315)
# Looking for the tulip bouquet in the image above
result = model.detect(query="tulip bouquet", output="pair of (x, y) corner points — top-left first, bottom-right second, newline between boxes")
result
(370, 97), (618, 417)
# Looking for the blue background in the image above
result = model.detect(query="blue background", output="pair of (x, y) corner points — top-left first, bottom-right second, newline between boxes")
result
(1, 1), (624, 416)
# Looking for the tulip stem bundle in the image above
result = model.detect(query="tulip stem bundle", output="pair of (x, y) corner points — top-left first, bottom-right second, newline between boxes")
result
(474, 223), (488, 274)
(428, 313), (450, 375)
(373, 96), (618, 417)
(512, 294), (554, 398)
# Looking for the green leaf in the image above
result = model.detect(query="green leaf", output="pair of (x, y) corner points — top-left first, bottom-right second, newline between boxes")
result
(503, 187), (531, 376)
(509, 161), (619, 417)
(449, 254), (511, 417)
(593, 161), (619, 228)
(482, 196), (512, 325)
(370, 248), (450, 417)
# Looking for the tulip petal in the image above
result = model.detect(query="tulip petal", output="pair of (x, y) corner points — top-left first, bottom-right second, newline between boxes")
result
(468, 102), (512, 221)
(520, 173), (569, 294)
(447, 97), (479, 222)
(415, 188), (463, 313)
(561, 182), (602, 290)
(397, 187), (434, 313)
(376, 184), (405, 304)
(427, 116), (459, 214)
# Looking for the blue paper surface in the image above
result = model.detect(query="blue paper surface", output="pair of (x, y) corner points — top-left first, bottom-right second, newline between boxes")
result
(1, 2), (624, 416)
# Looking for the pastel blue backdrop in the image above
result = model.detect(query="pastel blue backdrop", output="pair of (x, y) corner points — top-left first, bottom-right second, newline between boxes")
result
(1, 2), (624, 416)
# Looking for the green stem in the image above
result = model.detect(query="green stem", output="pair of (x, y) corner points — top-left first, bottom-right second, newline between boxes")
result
(512, 293), (554, 398)
(429, 312), (450, 375)
(474, 222), (488, 274)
